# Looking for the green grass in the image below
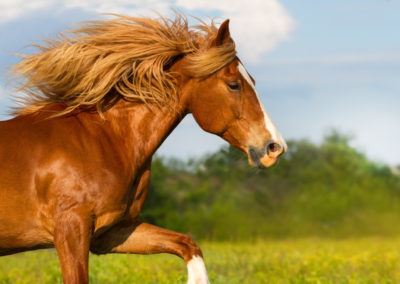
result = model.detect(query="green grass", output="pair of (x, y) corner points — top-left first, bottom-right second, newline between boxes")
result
(1, 238), (400, 283)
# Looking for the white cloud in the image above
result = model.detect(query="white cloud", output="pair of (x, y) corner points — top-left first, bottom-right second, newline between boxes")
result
(0, 84), (13, 99)
(266, 53), (400, 65)
(63, 0), (173, 17)
(0, 85), (6, 98)
(0, 0), (49, 23)
(0, 0), (295, 63)
(0, 0), (174, 22)
(176, 0), (296, 63)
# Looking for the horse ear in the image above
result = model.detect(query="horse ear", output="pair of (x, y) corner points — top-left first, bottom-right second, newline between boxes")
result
(211, 19), (232, 47)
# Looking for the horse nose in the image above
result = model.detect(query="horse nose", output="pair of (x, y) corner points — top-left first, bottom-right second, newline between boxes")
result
(266, 141), (285, 158)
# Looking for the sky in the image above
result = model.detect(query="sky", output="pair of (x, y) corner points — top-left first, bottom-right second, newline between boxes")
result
(0, 0), (399, 165)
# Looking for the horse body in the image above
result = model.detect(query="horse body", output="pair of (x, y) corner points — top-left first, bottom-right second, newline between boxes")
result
(0, 99), (181, 250)
(0, 16), (286, 283)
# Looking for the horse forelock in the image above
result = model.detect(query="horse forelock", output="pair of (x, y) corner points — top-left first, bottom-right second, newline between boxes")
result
(10, 14), (237, 117)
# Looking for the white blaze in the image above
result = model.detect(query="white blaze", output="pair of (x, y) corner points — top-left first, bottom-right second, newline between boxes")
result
(238, 63), (287, 149)
(187, 256), (210, 284)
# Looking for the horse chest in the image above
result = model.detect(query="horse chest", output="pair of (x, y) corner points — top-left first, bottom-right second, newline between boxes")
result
(92, 169), (150, 233)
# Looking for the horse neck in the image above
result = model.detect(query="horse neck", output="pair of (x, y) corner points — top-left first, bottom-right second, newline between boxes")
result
(102, 59), (192, 167)
(103, 99), (187, 166)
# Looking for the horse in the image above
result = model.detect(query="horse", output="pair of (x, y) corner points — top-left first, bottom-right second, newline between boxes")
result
(0, 14), (286, 284)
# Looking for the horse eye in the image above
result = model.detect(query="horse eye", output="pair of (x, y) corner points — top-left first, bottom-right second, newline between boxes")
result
(227, 81), (241, 92)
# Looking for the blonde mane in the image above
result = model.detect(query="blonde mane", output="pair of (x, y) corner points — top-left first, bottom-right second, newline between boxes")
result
(10, 14), (236, 116)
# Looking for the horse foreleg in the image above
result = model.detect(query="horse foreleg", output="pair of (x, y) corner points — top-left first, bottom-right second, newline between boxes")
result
(54, 206), (92, 284)
(91, 221), (210, 284)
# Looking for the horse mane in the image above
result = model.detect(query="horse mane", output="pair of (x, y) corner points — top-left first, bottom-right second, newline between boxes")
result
(10, 14), (237, 116)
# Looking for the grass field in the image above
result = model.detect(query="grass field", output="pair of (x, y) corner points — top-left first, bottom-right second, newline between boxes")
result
(1, 238), (400, 283)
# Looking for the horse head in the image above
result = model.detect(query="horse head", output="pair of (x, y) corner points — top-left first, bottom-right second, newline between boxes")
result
(182, 20), (287, 168)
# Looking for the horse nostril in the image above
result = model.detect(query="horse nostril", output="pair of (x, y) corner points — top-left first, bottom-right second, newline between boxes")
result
(267, 142), (282, 154)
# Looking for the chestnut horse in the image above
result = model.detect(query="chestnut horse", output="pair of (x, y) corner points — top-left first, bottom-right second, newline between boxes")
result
(0, 15), (286, 283)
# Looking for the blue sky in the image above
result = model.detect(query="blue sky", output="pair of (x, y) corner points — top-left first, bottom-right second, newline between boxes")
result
(0, 0), (399, 165)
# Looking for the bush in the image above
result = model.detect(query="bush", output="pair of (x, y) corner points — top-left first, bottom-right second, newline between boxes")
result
(142, 131), (400, 240)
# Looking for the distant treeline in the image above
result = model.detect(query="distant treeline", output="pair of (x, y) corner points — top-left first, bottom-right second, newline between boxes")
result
(141, 131), (400, 240)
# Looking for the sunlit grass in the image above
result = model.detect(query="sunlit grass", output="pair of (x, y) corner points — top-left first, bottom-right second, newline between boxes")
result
(1, 238), (400, 283)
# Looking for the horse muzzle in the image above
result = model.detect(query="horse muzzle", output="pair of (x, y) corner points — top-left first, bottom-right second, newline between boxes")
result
(248, 140), (286, 168)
